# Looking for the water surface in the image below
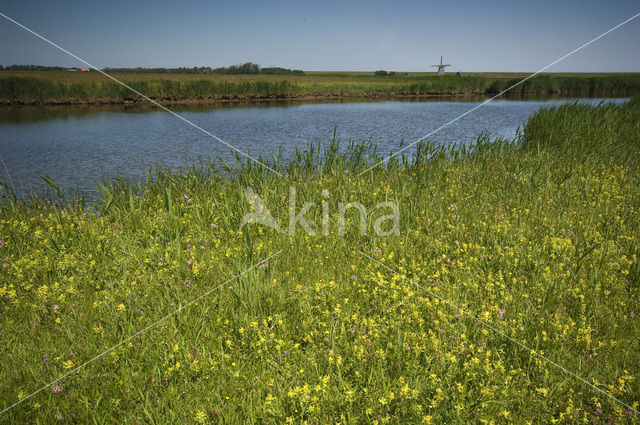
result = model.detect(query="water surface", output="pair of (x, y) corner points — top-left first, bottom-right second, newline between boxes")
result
(0, 97), (628, 198)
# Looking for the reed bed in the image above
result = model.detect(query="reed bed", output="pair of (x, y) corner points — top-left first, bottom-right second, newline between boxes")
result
(1, 72), (639, 103)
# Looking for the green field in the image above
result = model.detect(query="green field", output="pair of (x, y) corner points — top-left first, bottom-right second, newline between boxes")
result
(0, 97), (639, 423)
(1, 71), (640, 104)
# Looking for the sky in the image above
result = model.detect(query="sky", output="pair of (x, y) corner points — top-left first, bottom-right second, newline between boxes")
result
(0, 0), (639, 72)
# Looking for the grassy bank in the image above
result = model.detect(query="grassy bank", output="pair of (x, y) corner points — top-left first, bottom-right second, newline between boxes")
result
(1, 98), (639, 423)
(1, 71), (639, 104)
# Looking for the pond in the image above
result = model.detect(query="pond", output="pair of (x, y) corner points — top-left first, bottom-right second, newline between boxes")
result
(0, 97), (628, 198)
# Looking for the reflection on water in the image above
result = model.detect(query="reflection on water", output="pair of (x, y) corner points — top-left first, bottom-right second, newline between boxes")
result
(0, 96), (492, 124)
(0, 96), (628, 199)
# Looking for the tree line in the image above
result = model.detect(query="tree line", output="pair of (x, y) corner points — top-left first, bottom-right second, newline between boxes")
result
(0, 63), (305, 75)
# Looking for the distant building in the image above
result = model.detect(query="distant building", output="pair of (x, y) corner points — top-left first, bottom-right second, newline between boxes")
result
(456, 71), (464, 76)
(431, 56), (451, 75)
(374, 70), (396, 76)
(79, 67), (90, 72)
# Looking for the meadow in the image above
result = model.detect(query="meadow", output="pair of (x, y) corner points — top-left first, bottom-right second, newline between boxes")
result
(0, 97), (639, 424)
(1, 71), (639, 104)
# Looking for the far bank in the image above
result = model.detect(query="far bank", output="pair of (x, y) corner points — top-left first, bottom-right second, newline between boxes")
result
(1, 71), (639, 105)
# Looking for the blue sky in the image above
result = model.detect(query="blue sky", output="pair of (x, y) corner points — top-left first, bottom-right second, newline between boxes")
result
(0, 0), (638, 72)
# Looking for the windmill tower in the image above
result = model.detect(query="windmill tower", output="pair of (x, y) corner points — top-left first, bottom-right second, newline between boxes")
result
(432, 56), (451, 75)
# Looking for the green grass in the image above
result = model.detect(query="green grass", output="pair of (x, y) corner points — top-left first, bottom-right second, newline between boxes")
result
(1, 71), (639, 103)
(0, 98), (639, 423)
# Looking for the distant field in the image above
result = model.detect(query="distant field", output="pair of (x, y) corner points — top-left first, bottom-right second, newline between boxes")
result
(1, 71), (639, 104)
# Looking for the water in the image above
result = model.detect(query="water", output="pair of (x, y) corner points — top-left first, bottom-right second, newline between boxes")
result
(0, 97), (628, 199)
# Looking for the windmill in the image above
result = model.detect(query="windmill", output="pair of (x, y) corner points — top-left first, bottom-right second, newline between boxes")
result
(432, 56), (451, 75)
